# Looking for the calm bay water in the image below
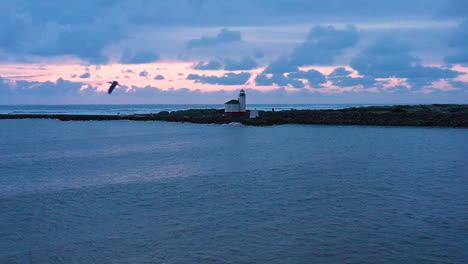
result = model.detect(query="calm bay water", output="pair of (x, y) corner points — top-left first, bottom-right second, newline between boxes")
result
(0, 119), (466, 263)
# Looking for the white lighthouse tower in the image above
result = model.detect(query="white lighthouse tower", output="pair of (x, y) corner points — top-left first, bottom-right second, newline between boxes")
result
(224, 89), (248, 117)
(239, 89), (246, 112)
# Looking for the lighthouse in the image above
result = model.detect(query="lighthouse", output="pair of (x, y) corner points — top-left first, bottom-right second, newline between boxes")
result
(224, 89), (248, 117)
(239, 89), (246, 112)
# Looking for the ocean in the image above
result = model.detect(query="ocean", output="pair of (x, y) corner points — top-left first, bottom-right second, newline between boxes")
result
(0, 118), (466, 263)
(0, 104), (382, 115)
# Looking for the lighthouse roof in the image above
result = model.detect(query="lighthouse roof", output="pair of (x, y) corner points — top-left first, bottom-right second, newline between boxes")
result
(225, 99), (240, 104)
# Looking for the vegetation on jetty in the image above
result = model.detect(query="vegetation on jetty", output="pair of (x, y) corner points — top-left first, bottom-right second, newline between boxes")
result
(1, 104), (467, 127)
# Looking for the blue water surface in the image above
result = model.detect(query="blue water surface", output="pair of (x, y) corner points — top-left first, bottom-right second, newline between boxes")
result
(0, 119), (466, 263)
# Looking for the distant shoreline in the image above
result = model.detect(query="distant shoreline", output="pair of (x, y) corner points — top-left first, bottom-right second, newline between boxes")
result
(1, 104), (467, 128)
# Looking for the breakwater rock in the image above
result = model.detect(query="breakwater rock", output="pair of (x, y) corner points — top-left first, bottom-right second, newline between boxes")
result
(1, 104), (467, 127)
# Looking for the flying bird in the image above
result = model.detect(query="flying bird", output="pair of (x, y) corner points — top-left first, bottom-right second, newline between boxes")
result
(107, 81), (121, 94)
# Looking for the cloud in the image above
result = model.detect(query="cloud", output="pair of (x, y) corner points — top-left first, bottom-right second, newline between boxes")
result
(329, 67), (353, 77)
(439, 0), (468, 18)
(0, 77), (86, 97)
(254, 0), (446, 21)
(254, 50), (265, 59)
(120, 49), (160, 64)
(186, 28), (242, 48)
(0, 0), (456, 66)
(125, 85), (166, 96)
(255, 70), (326, 89)
(0, 76), (13, 96)
(328, 67), (378, 89)
(30, 20), (124, 64)
(255, 73), (304, 88)
(79, 72), (91, 78)
(450, 79), (468, 90)
(288, 70), (327, 87)
(350, 36), (463, 88)
(289, 25), (359, 66)
(263, 25), (359, 74)
(192, 57), (258, 71)
(122, 0), (450, 27)
(187, 72), (251, 85)
(444, 19), (468, 66)
(224, 57), (258, 71)
(405, 66), (463, 87)
(1, 74), (466, 105)
(0, 0), (466, 104)
(445, 51), (468, 66)
(329, 75), (377, 88)
(350, 37), (417, 77)
(192, 60), (223, 70)
(139, 70), (149, 77)
(154, 74), (165, 80)
(264, 56), (298, 74)
(0, 75), (225, 103)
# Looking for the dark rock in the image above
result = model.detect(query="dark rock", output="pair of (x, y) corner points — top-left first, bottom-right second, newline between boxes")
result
(0, 105), (467, 127)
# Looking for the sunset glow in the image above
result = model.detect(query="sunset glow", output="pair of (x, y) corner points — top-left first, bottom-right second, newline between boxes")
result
(0, 1), (466, 104)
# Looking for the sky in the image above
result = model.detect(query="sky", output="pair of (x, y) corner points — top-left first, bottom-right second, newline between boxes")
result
(0, 0), (467, 104)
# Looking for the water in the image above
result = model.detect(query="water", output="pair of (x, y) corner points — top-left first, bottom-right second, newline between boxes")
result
(0, 104), (382, 115)
(0, 119), (466, 263)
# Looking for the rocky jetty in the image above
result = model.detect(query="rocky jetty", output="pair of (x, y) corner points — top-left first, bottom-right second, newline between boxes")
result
(1, 104), (467, 127)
